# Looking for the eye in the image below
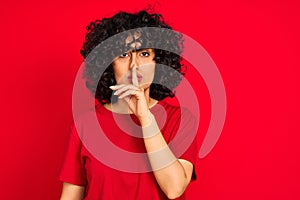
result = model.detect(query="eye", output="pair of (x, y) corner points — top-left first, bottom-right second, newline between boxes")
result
(119, 52), (129, 58)
(140, 51), (150, 57)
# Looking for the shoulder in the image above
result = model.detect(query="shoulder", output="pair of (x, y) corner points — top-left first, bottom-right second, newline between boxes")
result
(72, 102), (108, 125)
(69, 107), (102, 141)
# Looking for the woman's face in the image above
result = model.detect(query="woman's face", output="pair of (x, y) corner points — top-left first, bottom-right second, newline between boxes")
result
(112, 33), (155, 89)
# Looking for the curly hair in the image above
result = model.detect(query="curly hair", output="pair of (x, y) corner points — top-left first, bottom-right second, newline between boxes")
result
(80, 10), (186, 104)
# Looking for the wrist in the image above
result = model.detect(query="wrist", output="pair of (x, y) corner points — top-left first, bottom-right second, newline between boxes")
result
(141, 112), (160, 138)
(139, 110), (152, 127)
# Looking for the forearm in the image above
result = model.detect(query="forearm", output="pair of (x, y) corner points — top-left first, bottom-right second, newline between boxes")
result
(60, 182), (85, 200)
(140, 112), (189, 199)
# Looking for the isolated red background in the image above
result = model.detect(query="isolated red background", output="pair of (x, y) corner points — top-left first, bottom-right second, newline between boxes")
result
(1, 0), (299, 199)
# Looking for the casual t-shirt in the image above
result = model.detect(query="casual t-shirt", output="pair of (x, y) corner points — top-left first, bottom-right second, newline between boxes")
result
(59, 100), (199, 200)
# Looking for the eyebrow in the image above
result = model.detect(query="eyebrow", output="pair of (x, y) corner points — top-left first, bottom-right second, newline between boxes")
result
(131, 48), (153, 53)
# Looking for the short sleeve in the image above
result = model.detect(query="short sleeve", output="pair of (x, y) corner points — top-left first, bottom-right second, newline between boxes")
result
(179, 137), (198, 181)
(59, 123), (87, 186)
(176, 109), (199, 181)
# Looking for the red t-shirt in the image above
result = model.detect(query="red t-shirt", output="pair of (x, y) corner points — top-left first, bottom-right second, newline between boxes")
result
(59, 100), (199, 200)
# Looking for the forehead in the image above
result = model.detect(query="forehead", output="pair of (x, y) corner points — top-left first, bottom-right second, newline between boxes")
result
(125, 32), (141, 44)
(125, 32), (143, 50)
(110, 30), (156, 56)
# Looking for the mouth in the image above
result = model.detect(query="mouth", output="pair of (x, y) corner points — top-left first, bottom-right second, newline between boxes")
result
(128, 75), (143, 83)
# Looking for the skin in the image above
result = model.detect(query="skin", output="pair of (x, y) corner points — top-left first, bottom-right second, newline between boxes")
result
(60, 35), (194, 200)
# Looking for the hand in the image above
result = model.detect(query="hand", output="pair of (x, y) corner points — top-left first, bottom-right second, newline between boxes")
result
(109, 66), (151, 125)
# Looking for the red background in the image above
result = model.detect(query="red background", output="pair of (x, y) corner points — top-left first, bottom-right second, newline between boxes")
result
(1, 0), (299, 199)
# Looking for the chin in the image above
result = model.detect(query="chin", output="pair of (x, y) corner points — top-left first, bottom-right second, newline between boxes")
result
(140, 82), (152, 89)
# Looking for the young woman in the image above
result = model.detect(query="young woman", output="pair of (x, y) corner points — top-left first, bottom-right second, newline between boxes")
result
(59, 10), (199, 200)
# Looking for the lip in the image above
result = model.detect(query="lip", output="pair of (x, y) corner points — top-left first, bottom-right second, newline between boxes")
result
(128, 75), (143, 83)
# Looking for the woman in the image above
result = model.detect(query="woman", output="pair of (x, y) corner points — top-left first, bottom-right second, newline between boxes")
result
(59, 10), (199, 200)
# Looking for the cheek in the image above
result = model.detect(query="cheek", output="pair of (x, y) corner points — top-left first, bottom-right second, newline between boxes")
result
(112, 64), (132, 84)
(139, 63), (156, 83)
(144, 63), (155, 75)
(113, 64), (126, 79)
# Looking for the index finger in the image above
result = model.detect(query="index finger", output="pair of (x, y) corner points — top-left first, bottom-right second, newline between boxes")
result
(131, 65), (139, 87)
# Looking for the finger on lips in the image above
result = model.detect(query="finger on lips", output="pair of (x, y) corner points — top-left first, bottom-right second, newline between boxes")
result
(109, 67), (140, 99)
(131, 65), (139, 87)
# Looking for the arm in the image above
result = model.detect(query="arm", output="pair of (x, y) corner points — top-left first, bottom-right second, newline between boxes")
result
(140, 113), (194, 199)
(60, 182), (85, 200)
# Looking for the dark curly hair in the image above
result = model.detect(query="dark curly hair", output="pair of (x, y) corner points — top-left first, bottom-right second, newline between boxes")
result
(80, 10), (186, 104)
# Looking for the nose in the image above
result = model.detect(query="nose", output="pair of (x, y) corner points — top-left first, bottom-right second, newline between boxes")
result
(129, 52), (139, 69)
